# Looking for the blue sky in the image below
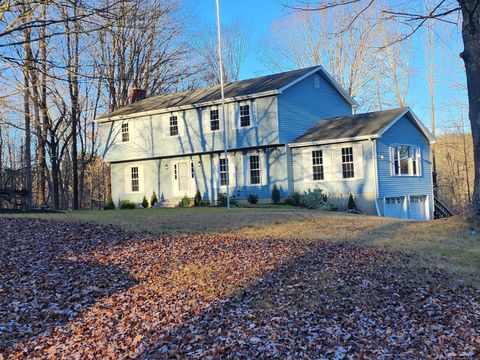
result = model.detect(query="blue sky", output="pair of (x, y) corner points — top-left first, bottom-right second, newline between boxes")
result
(187, 0), (469, 133)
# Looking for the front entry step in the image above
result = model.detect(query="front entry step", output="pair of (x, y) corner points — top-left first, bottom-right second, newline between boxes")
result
(154, 197), (183, 208)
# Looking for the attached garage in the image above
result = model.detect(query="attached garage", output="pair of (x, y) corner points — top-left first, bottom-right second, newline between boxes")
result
(409, 195), (429, 221)
(383, 195), (430, 220)
(384, 197), (406, 219)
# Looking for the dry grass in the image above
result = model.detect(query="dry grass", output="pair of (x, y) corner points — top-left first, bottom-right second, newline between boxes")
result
(1, 208), (479, 287)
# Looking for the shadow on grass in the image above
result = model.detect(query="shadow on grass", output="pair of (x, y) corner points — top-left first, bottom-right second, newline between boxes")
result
(1, 218), (478, 358)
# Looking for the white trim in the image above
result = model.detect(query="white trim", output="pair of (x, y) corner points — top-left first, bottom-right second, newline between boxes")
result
(94, 90), (279, 123)
(124, 164), (144, 194)
(371, 139), (381, 216)
(237, 100), (254, 129)
(278, 66), (357, 107)
(290, 135), (376, 148)
(390, 143), (422, 177)
(378, 108), (436, 144)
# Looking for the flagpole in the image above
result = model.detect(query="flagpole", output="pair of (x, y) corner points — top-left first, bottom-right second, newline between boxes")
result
(215, 0), (230, 209)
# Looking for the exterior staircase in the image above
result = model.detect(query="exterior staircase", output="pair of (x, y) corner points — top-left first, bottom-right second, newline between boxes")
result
(434, 197), (453, 219)
(155, 197), (183, 208)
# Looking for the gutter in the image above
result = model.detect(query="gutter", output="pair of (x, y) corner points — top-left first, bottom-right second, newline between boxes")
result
(371, 138), (381, 216)
(289, 134), (380, 148)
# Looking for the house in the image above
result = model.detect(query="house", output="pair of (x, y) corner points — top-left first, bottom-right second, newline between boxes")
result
(95, 66), (435, 220)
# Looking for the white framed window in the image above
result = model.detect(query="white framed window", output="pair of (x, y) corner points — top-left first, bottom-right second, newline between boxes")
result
(174, 164), (177, 180)
(249, 154), (261, 185)
(239, 104), (251, 127)
(386, 197), (402, 204)
(410, 195), (424, 203)
(131, 166), (139, 192)
(169, 115), (179, 136)
(341, 147), (354, 179)
(191, 161), (195, 179)
(391, 144), (420, 176)
(312, 150), (324, 180)
(121, 123), (129, 142)
(219, 158), (228, 186)
(210, 108), (220, 131)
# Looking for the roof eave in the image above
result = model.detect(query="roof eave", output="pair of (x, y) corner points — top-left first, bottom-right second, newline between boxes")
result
(94, 89), (280, 123)
(289, 134), (379, 148)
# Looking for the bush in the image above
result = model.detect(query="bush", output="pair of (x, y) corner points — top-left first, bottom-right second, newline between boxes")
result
(217, 193), (237, 207)
(194, 190), (202, 207)
(200, 200), (211, 207)
(300, 188), (327, 209)
(180, 194), (191, 208)
(348, 193), (357, 210)
(120, 199), (136, 209)
(271, 184), (281, 204)
(247, 194), (259, 204)
(103, 197), (115, 210)
(141, 196), (149, 208)
(284, 191), (301, 206)
(150, 191), (158, 207)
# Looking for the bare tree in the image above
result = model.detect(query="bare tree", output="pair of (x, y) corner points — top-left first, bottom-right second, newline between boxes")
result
(191, 20), (250, 86)
(284, 0), (480, 216)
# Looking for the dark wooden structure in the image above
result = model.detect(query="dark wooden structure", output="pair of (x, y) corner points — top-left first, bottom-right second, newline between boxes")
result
(0, 169), (29, 210)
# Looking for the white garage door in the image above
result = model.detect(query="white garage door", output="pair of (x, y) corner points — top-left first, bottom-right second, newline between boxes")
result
(409, 195), (428, 221)
(384, 197), (406, 219)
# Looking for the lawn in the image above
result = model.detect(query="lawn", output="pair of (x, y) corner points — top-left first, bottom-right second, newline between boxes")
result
(1, 209), (479, 357)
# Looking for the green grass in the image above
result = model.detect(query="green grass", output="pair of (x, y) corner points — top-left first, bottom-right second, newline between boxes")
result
(2, 207), (479, 287)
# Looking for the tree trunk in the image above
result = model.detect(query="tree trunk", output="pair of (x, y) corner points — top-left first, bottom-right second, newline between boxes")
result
(459, 0), (480, 216)
(22, 28), (33, 208)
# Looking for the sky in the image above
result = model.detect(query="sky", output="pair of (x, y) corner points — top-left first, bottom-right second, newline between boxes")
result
(187, 0), (469, 133)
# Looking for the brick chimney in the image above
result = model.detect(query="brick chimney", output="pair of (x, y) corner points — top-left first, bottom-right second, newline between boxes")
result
(129, 88), (146, 104)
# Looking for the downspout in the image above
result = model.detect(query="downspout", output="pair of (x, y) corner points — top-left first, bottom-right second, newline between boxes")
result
(371, 138), (381, 216)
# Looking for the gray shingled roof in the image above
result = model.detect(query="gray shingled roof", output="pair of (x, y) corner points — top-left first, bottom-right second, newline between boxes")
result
(97, 66), (320, 120)
(293, 108), (409, 144)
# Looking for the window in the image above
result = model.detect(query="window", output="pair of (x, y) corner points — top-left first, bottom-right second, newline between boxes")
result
(169, 115), (178, 136)
(386, 197), (402, 204)
(121, 123), (129, 142)
(249, 155), (261, 185)
(341, 147), (354, 179)
(392, 145), (420, 176)
(219, 158), (228, 186)
(410, 195), (424, 203)
(174, 164), (177, 180)
(131, 167), (139, 192)
(191, 162), (195, 179)
(210, 109), (220, 131)
(312, 150), (324, 180)
(239, 104), (250, 127)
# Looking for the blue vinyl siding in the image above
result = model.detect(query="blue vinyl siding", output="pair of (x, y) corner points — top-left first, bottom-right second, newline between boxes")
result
(277, 71), (352, 144)
(290, 140), (377, 214)
(111, 147), (290, 204)
(100, 95), (280, 163)
(376, 114), (434, 213)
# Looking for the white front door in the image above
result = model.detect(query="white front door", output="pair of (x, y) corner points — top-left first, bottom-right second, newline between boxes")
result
(173, 161), (194, 197)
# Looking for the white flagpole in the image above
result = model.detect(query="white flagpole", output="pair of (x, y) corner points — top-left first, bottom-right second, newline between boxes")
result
(215, 0), (230, 209)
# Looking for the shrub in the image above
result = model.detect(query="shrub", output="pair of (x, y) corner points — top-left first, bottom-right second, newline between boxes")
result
(284, 191), (301, 206)
(103, 197), (115, 210)
(271, 184), (281, 204)
(120, 199), (136, 209)
(300, 188), (327, 209)
(200, 200), (211, 207)
(180, 194), (191, 208)
(141, 196), (149, 208)
(247, 194), (259, 204)
(217, 193), (237, 207)
(150, 191), (158, 207)
(194, 190), (202, 207)
(348, 193), (357, 210)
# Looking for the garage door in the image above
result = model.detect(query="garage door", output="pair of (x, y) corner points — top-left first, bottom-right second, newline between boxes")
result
(384, 197), (406, 219)
(409, 195), (428, 221)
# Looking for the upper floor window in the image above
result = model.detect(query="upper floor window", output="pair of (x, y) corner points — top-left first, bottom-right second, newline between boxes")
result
(312, 150), (324, 180)
(341, 147), (354, 179)
(131, 166), (139, 192)
(121, 123), (129, 142)
(249, 155), (261, 185)
(239, 104), (250, 127)
(169, 115), (178, 136)
(392, 145), (420, 176)
(219, 158), (228, 186)
(210, 109), (220, 131)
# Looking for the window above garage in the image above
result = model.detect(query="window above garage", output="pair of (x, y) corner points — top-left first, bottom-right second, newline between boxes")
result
(390, 144), (421, 176)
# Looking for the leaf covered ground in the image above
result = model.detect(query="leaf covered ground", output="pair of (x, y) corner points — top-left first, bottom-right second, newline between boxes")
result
(1, 217), (479, 359)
